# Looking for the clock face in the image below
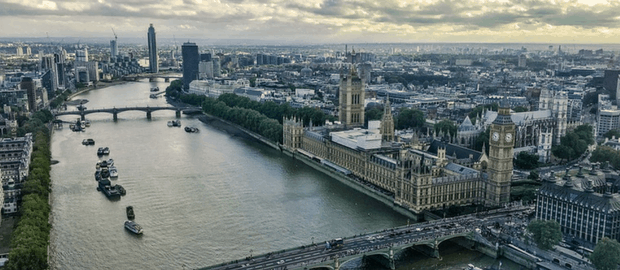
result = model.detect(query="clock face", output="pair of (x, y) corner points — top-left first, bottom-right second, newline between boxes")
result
(505, 133), (513, 142)
(492, 132), (499, 141)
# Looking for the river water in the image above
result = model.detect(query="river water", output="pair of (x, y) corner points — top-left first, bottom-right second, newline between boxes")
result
(48, 80), (517, 269)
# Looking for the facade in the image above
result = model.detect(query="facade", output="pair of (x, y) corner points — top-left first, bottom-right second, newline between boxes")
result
(536, 165), (620, 245)
(597, 94), (620, 139)
(518, 54), (526, 68)
(0, 133), (33, 214)
(110, 39), (118, 59)
(456, 115), (484, 149)
(339, 66), (365, 127)
(147, 24), (158, 73)
(75, 49), (88, 62)
(380, 98), (394, 142)
(20, 77), (36, 113)
(538, 88), (568, 144)
(283, 102), (514, 214)
(182, 42), (199, 90)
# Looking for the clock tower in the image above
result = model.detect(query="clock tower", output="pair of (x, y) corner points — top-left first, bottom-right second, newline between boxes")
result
(487, 100), (515, 206)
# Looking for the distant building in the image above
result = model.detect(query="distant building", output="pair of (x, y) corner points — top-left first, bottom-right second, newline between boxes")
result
(75, 49), (88, 62)
(597, 94), (620, 139)
(20, 77), (36, 113)
(181, 42), (199, 90)
(147, 24), (158, 73)
(110, 39), (118, 59)
(518, 54), (526, 68)
(604, 70), (620, 96)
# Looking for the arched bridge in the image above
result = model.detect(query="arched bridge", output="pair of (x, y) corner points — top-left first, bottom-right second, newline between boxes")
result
(54, 106), (202, 121)
(121, 73), (182, 82)
(201, 205), (532, 270)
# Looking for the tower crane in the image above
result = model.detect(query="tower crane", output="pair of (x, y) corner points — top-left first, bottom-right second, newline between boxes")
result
(111, 28), (117, 42)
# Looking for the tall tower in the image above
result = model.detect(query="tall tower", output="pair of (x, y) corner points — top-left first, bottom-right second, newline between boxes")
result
(20, 77), (36, 113)
(339, 66), (365, 127)
(283, 117), (303, 150)
(380, 96), (394, 142)
(110, 40), (118, 59)
(487, 99), (515, 206)
(181, 42), (199, 90)
(147, 24), (158, 73)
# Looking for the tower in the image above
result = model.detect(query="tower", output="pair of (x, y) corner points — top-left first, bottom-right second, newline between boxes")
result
(147, 24), (158, 73)
(380, 96), (394, 142)
(339, 66), (365, 127)
(182, 42), (199, 90)
(487, 99), (515, 206)
(21, 77), (36, 113)
(283, 117), (303, 150)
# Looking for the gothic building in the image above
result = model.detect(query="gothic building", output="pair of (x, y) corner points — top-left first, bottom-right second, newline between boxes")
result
(283, 101), (515, 214)
(339, 66), (365, 127)
(456, 115), (484, 149)
(380, 97), (394, 142)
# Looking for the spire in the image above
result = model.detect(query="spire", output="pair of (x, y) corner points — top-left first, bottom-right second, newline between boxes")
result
(384, 94), (392, 114)
(481, 142), (487, 156)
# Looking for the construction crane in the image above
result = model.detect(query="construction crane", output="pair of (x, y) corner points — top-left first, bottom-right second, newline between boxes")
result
(111, 28), (117, 42)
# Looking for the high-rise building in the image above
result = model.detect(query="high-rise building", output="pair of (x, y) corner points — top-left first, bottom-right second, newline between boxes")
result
(486, 100), (515, 205)
(15, 47), (22, 56)
(518, 54), (526, 68)
(147, 24), (158, 73)
(110, 39), (118, 59)
(21, 77), (36, 112)
(212, 56), (221, 78)
(181, 42), (199, 90)
(75, 49), (88, 62)
(339, 66), (365, 127)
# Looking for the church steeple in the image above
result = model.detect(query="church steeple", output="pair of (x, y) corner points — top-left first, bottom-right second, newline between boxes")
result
(380, 95), (395, 142)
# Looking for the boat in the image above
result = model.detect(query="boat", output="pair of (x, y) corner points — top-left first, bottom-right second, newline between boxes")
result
(109, 167), (118, 178)
(149, 94), (157, 99)
(150, 87), (159, 92)
(124, 220), (143, 235)
(107, 159), (114, 166)
(167, 120), (181, 127)
(167, 121), (174, 127)
(126, 206), (135, 220)
(117, 185), (126, 196)
(82, 139), (95, 145)
(100, 168), (110, 179)
(98, 179), (121, 199)
(97, 147), (104, 156)
(103, 147), (110, 155)
(94, 171), (102, 181)
(184, 126), (199, 133)
(84, 120), (91, 127)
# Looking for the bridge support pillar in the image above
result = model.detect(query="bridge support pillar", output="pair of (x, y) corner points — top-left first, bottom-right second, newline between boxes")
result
(146, 110), (152, 120)
(411, 245), (440, 258)
(149, 77), (155, 82)
(165, 78), (170, 82)
(113, 112), (118, 121)
(80, 113), (85, 121)
(362, 252), (395, 270)
(176, 110), (181, 118)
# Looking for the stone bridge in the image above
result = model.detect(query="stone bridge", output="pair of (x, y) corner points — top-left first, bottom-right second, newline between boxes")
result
(201, 206), (531, 270)
(121, 73), (182, 82)
(54, 106), (201, 121)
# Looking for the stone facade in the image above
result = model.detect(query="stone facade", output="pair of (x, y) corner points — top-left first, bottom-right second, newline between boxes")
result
(338, 66), (365, 127)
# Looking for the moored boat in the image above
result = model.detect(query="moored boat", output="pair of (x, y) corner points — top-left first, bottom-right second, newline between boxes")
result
(97, 147), (104, 156)
(103, 147), (110, 155)
(124, 220), (143, 235)
(107, 159), (114, 166)
(150, 87), (159, 92)
(126, 206), (135, 220)
(184, 126), (199, 133)
(109, 167), (118, 178)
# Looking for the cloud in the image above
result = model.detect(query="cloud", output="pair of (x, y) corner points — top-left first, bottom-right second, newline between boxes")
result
(2, 0), (620, 42)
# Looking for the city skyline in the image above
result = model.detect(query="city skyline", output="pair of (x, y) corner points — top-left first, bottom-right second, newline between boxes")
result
(1, 0), (620, 44)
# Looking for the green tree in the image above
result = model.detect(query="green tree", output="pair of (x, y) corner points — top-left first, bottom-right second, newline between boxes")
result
(434, 119), (457, 138)
(552, 145), (574, 163)
(514, 152), (539, 170)
(590, 237), (620, 270)
(527, 219), (562, 250)
(604, 129), (620, 139)
(396, 108), (424, 130)
(591, 146), (620, 170)
(365, 107), (383, 125)
(474, 128), (490, 153)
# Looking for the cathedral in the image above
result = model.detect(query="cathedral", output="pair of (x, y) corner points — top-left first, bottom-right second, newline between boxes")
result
(283, 69), (516, 214)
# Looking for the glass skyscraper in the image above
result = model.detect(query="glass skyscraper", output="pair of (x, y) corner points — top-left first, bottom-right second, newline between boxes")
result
(182, 42), (199, 90)
(147, 24), (158, 73)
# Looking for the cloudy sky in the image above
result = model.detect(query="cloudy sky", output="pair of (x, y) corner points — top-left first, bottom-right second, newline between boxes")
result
(1, 0), (620, 43)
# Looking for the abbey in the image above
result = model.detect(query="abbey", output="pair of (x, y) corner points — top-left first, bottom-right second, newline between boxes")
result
(283, 69), (516, 214)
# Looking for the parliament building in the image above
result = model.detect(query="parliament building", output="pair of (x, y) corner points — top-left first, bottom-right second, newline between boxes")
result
(283, 68), (515, 214)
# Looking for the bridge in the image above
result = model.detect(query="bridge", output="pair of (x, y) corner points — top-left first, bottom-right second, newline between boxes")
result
(53, 106), (202, 121)
(201, 205), (533, 270)
(121, 73), (182, 82)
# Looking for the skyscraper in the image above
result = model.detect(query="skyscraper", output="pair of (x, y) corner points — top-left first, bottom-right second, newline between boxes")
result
(181, 42), (199, 90)
(21, 77), (36, 113)
(147, 24), (158, 73)
(110, 39), (118, 59)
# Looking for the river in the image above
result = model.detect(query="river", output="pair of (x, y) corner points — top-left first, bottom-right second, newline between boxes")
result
(48, 80), (518, 269)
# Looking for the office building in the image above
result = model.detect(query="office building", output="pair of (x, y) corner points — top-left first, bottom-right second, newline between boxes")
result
(182, 42), (199, 90)
(75, 49), (88, 62)
(20, 77), (36, 112)
(147, 24), (158, 73)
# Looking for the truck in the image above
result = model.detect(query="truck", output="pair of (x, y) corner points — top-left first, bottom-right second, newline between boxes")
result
(325, 238), (344, 249)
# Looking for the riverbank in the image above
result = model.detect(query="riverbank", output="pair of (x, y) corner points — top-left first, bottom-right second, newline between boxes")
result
(66, 80), (128, 100)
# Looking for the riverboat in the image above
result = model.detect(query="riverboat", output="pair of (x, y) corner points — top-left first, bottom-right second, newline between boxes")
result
(109, 166), (118, 178)
(107, 159), (114, 166)
(126, 206), (135, 220)
(149, 94), (157, 99)
(167, 120), (181, 127)
(150, 87), (159, 92)
(84, 120), (91, 127)
(184, 126), (199, 133)
(98, 179), (121, 199)
(102, 147), (110, 155)
(124, 220), (143, 235)
(97, 147), (104, 156)
(82, 139), (95, 145)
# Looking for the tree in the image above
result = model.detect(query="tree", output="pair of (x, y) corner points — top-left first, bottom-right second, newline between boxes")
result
(434, 119), (457, 138)
(604, 129), (620, 139)
(590, 237), (620, 270)
(365, 107), (383, 125)
(474, 128), (490, 153)
(552, 145), (573, 163)
(527, 219), (562, 250)
(396, 108), (424, 130)
(514, 152), (539, 170)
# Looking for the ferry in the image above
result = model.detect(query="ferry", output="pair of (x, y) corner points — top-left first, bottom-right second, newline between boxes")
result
(102, 147), (110, 155)
(82, 139), (95, 145)
(124, 220), (143, 235)
(97, 147), (104, 156)
(167, 120), (181, 127)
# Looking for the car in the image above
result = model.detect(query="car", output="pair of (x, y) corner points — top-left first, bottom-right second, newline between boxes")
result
(277, 260), (285, 265)
(415, 228), (422, 231)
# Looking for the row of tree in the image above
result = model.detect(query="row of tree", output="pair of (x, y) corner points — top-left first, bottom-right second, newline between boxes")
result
(591, 146), (620, 170)
(6, 131), (52, 270)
